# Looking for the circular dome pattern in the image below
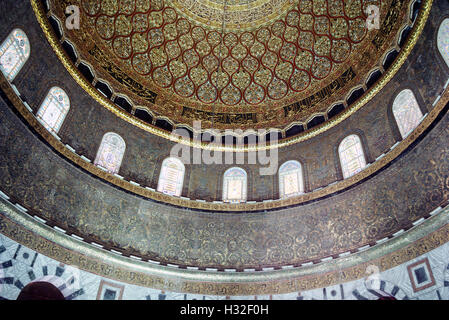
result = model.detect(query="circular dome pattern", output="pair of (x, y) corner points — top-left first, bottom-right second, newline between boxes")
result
(47, 0), (415, 133)
(2, 0), (449, 298)
(172, 0), (295, 30)
(81, 0), (370, 106)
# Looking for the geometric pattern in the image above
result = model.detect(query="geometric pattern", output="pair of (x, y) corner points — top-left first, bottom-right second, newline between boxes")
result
(407, 258), (436, 293)
(0, 238), (84, 300)
(2, 232), (449, 300)
(80, 0), (375, 107)
(96, 279), (124, 300)
(351, 279), (409, 300)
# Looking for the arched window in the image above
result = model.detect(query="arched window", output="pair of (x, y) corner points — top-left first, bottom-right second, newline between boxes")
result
(0, 29), (30, 81)
(157, 157), (185, 197)
(392, 89), (423, 138)
(437, 18), (449, 68)
(279, 160), (304, 199)
(36, 87), (70, 133)
(223, 167), (247, 203)
(94, 132), (126, 174)
(338, 134), (367, 179)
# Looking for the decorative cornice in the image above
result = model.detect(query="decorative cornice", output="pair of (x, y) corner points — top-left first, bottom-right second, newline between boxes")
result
(0, 0), (435, 212)
(30, 0), (433, 152)
(0, 196), (447, 295)
(2, 68), (448, 212)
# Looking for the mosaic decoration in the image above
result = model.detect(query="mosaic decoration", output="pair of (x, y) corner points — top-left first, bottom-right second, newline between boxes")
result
(36, 87), (70, 134)
(157, 157), (185, 196)
(45, 0), (416, 130)
(3, 61), (445, 213)
(0, 57), (448, 270)
(392, 89), (423, 139)
(283, 66), (355, 118)
(0, 29), (30, 82)
(0, 229), (448, 300)
(1, 205), (449, 297)
(173, 0), (295, 30)
(93, 132), (126, 174)
(88, 44), (158, 104)
(437, 18), (449, 69)
(338, 134), (366, 178)
(79, 0), (372, 105)
(278, 160), (304, 198)
(1, 0), (444, 270)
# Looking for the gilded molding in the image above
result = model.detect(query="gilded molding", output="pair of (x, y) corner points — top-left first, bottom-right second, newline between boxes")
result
(166, 0), (296, 30)
(0, 0), (434, 212)
(0, 196), (448, 295)
(30, 0), (433, 152)
(2, 69), (448, 212)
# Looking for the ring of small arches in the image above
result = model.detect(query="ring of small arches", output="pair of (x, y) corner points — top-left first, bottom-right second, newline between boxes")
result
(1, 21), (443, 203)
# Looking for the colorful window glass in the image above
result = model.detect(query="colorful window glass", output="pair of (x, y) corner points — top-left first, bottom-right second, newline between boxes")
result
(223, 167), (247, 203)
(338, 135), (367, 179)
(0, 29), (30, 81)
(279, 160), (304, 199)
(36, 87), (70, 133)
(437, 18), (449, 69)
(157, 157), (185, 197)
(94, 132), (126, 174)
(392, 89), (423, 138)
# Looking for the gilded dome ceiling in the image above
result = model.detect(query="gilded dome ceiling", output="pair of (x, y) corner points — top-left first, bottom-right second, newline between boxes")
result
(2, 0), (449, 300)
(48, 0), (410, 133)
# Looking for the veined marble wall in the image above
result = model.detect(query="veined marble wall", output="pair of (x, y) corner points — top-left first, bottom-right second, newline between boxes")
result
(1, 231), (448, 300)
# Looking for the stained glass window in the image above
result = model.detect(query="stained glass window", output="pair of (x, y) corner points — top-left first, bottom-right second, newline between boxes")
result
(279, 160), (304, 199)
(338, 135), (367, 179)
(392, 89), (423, 138)
(223, 167), (247, 203)
(94, 132), (126, 174)
(36, 87), (70, 133)
(437, 18), (449, 68)
(0, 29), (30, 81)
(157, 157), (185, 197)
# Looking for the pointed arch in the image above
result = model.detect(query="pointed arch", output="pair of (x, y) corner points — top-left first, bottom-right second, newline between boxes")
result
(222, 167), (247, 203)
(279, 160), (304, 199)
(36, 87), (70, 133)
(94, 132), (126, 174)
(157, 157), (185, 197)
(0, 29), (30, 81)
(338, 134), (367, 179)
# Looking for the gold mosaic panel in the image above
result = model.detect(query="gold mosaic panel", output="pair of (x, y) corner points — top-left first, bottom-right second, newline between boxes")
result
(47, 0), (416, 130)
